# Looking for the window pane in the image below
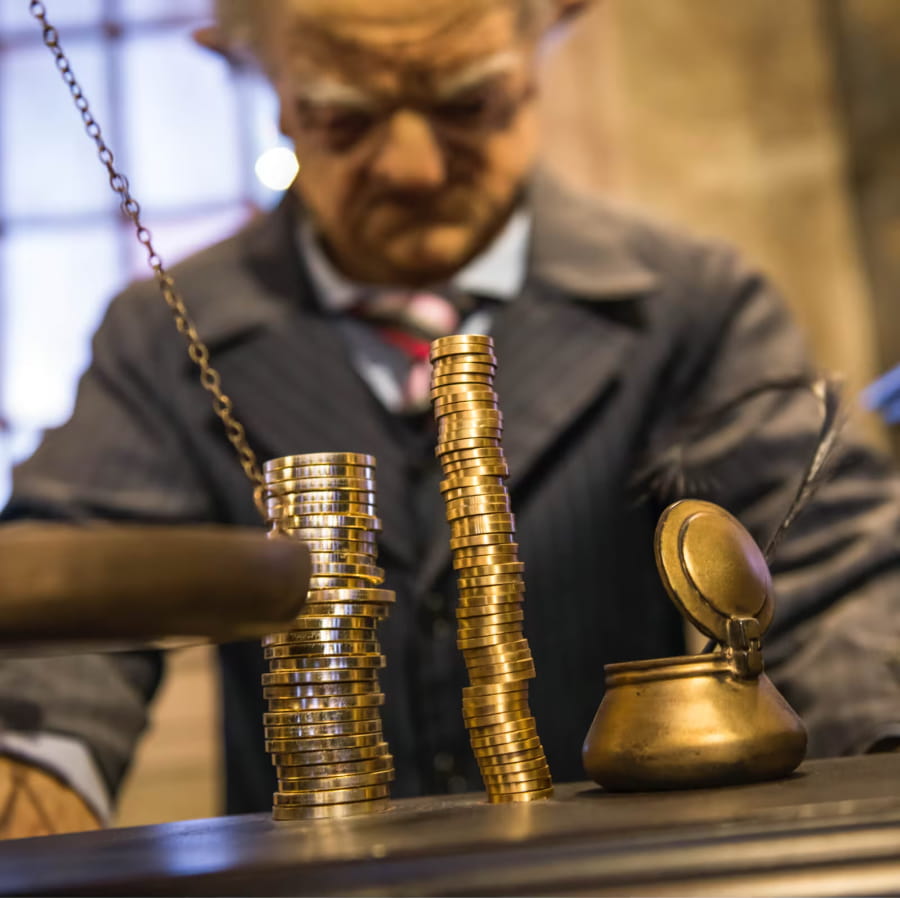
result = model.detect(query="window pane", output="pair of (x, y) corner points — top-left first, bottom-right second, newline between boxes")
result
(0, 41), (116, 217)
(118, 0), (211, 24)
(126, 206), (251, 278)
(120, 31), (243, 210)
(1, 223), (124, 432)
(0, 2), (104, 34)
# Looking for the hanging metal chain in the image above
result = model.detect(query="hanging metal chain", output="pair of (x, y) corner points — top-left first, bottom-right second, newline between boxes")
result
(28, 1), (268, 521)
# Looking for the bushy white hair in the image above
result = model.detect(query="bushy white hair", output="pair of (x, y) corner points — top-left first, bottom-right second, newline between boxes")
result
(212, 0), (561, 58)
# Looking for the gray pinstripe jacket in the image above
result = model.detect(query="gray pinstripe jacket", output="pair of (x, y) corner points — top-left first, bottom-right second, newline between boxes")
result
(5, 173), (900, 813)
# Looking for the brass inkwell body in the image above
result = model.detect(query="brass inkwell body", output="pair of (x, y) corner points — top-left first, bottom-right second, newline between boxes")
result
(583, 499), (807, 790)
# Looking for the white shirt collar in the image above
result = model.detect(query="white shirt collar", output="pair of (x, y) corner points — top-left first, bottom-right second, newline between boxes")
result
(299, 211), (531, 313)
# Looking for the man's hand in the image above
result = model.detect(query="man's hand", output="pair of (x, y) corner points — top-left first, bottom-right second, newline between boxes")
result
(0, 756), (101, 839)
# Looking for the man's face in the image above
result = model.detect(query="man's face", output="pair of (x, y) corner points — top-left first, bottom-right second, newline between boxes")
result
(262, 0), (541, 285)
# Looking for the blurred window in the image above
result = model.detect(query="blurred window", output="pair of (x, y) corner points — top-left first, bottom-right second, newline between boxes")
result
(0, 1), (289, 503)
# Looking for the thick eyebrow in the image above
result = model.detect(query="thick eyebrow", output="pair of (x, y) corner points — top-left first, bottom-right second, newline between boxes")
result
(294, 79), (375, 108)
(434, 51), (521, 99)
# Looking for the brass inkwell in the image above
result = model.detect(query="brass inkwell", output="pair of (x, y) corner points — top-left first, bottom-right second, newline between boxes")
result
(583, 498), (808, 791)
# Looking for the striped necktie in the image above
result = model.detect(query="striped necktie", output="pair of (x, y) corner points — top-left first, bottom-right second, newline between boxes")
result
(353, 291), (461, 414)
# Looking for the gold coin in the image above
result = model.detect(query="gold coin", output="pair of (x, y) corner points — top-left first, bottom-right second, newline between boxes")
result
(487, 787), (553, 804)
(467, 661), (536, 683)
(453, 556), (521, 574)
(440, 475), (506, 491)
(265, 693), (384, 710)
(472, 736), (544, 760)
(266, 656), (384, 673)
(442, 463), (510, 480)
(279, 513), (381, 530)
(485, 776), (553, 795)
(463, 681), (530, 698)
(481, 764), (552, 785)
(450, 532), (517, 550)
(271, 741), (390, 766)
(289, 527), (380, 543)
(442, 486), (509, 505)
(457, 608), (524, 626)
(307, 556), (379, 572)
(267, 489), (376, 504)
(263, 707), (382, 726)
(436, 407), (503, 422)
(277, 755), (393, 779)
(437, 444), (505, 461)
(280, 615), (377, 631)
(265, 732), (383, 753)
(453, 545), (520, 564)
(453, 540), (520, 559)
(445, 497), (510, 516)
(431, 376), (494, 392)
(264, 642), (381, 658)
(464, 709), (531, 729)
(262, 464), (376, 480)
(305, 588), (396, 604)
(265, 477), (377, 494)
(272, 784), (390, 806)
(457, 629), (524, 651)
(468, 723), (540, 749)
(431, 359), (496, 374)
(456, 573), (524, 590)
(430, 333), (494, 354)
(275, 503), (380, 518)
(458, 601), (525, 617)
(451, 514), (515, 535)
(478, 755), (549, 777)
(434, 399), (499, 415)
(439, 427), (504, 442)
(293, 602), (387, 619)
(463, 696), (530, 716)
(436, 437), (502, 454)
(462, 638), (531, 659)
(455, 561), (524, 578)
(272, 798), (391, 821)
(264, 720), (383, 740)
(262, 630), (375, 647)
(306, 577), (373, 589)
(264, 453), (375, 471)
(457, 582), (525, 598)
(461, 683), (528, 704)
(309, 562), (384, 578)
(278, 768), (395, 791)
(299, 539), (377, 555)
(265, 651), (386, 667)
(474, 736), (544, 769)
(262, 679), (378, 694)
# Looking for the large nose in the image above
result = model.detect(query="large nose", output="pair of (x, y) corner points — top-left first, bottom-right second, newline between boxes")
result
(369, 109), (447, 191)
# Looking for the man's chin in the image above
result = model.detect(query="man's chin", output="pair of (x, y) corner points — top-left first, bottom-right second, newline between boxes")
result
(373, 227), (481, 284)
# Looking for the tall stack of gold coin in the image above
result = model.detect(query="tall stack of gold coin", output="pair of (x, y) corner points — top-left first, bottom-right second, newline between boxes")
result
(262, 452), (396, 820)
(429, 335), (553, 803)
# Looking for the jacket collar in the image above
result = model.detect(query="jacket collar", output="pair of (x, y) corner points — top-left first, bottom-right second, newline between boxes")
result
(197, 168), (659, 347)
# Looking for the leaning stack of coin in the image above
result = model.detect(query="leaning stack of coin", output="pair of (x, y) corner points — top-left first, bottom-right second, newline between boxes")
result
(429, 335), (553, 803)
(262, 452), (396, 820)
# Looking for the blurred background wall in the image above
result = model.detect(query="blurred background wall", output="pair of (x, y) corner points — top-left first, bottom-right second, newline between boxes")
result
(0, 0), (898, 826)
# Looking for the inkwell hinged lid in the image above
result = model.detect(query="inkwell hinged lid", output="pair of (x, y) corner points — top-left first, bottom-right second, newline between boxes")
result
(582, 499), (807, 791)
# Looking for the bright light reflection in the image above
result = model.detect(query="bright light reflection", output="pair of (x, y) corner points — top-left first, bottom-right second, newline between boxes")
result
(254, 146), (299, 190)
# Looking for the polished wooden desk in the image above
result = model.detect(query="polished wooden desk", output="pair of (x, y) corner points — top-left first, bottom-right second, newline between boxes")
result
(2, 753), (900, 896)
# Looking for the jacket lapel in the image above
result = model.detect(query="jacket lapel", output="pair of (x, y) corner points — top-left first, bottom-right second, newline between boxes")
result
(202, 199), (419, 567)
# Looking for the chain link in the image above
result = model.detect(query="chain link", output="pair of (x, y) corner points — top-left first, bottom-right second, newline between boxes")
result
(28, 1), (268, 521)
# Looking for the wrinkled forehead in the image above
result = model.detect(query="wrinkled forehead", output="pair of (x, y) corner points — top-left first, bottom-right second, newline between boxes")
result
(262, 0), (526, 94)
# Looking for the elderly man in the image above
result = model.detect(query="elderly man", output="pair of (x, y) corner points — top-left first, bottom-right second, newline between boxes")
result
(3, 0), (900, 836)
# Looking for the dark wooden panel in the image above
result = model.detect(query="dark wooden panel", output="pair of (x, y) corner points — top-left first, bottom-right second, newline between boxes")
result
(2, 754), (900, 896)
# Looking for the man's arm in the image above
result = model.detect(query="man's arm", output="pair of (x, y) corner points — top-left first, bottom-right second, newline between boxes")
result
(0, 288), (215, 825)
